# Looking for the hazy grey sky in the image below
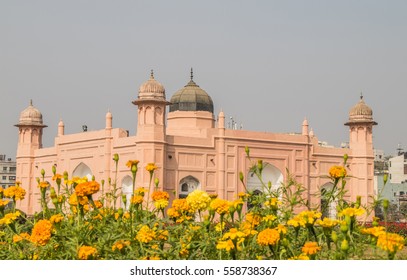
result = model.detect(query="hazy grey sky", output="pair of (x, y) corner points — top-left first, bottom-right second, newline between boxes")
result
(1, 1), (406, 159)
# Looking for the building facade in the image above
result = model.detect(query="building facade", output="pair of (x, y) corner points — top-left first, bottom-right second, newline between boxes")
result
(0, 155), (16, 190)
(15, 71), (377, 216)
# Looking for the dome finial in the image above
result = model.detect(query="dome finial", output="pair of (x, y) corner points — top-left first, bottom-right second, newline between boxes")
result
(360, 91), (363, 100)
(30, 99), (33, 106)
(150, 69), (154, 79)
(190, 67), (194, 81)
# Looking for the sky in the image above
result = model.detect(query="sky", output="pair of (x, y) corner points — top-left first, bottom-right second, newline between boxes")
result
(1, 0), (407, 159)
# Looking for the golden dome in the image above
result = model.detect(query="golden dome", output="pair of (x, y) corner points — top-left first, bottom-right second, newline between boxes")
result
(346, 95), (377, 125)
(138, 70), (166, 100)
(16, 100), (46, 127)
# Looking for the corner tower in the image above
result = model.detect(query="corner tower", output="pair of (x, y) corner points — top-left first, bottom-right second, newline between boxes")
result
(345, 94), (377, 209)
(15, 100), (47, 213)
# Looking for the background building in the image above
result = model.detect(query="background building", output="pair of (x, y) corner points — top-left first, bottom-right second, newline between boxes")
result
(0, 154), (16, 190)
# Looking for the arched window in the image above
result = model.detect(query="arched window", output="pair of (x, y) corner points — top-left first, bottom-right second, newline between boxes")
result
(121, 176), (133, 210)
(321, 182), (337, 219)
(178, 176), (200, 198)
(246, 163), (283, 193)
(72, 163), (93, 181)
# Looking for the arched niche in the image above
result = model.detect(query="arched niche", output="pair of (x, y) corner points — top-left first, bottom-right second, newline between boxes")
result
(72, 163), (93, 181)
(320, 182), (337, 219)
(246, 162), (284, 193)
(121, 175), (133, 210)
(178, 176), (200, 199)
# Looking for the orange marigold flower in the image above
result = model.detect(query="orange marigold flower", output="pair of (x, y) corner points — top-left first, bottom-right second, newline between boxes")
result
(126, 160), (140, 168)
(52, 174), (63, 182)
(361, 226), (386, 238)
(136, 225), (156, 243)
(131, 195), (144, 205)
(50, 214), (64, 224)
(151, 190), (169, 201)
(0, 199), (9, 209)
(171, 198), (190, 212)
(329, 165), (347, 179)
(13, 232), (30, 243)
(38, 181), (50, 189)
(112, 240), (130, 252)
(30, 219), (53, 246)
(167, 207), (180, 219)
(75, 181), (100, 197)
(68, 193), (89, 206)
(78, 245), (98, 260)
(376, 232), (405, 253)
(302, 241), (321, 255)
(257, 228), (280, 246)
(135, 187), (147, 196)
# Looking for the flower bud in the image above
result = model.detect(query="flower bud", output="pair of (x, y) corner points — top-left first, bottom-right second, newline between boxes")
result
(356, 196), (361, 208)
(383, 199), (389, 211)
(63, 171), (68, 181)
(154, 178), (159, 188)
(340, 223), (348, 234)
(122, 194), (127, 205)
(331, 231), (338, 243)
(92, 175), (95, 181)
(383, 173), (389, 186)
(343, 154), (349, 164)
(113, 153), (119, 163)
(257, 160), (263, 173)
(245, 146), (250, 157)
(239, 172), (244, 184)
(52, 165), (56, 175)
(117, 208), (124, 217)
(41, 169), (45, 176)
(341, 239), (349, 252)
(131, 164), (138, 175)
(36, 177), (40, 184)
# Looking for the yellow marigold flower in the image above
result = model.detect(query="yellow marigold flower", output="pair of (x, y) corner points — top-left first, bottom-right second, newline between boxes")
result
(145, 163), (158, 173)
(287, 216), (305, 228)
(154, 199), (169, 210)
(134, 187), (147, 196)
(152, 190), (170, 201)
(75, 181), (100, 197)
(50, 214), (64, 224)
(264, 197), (281, 208)
(167, 207), (180, 218)
(0, 211), (21, 225)
(0, 199), (9, 209)
(275, 224), (287, 235)
(263, 214), (277, 222)
(3, 186), (26, 200)
(317, 217), (339, 228)
(156, 230), (169, 241)
(338, 207), (365, 217)
(68, 193), (89, 206)
(223, 228), (246, 241)
(38, 181), (50, 189)
(298, 210), (322, 225)
(257, 228), (280, 246)
(240, 221), (258, 237)
(376, 232), (405, 253)
(52, 174), (63, 181)
(216, 239), (235, 252)
(245, 212), (262, 227)
(13, 232), (30, 243)
(0, 186), (3, 194)
(131, 195), (144, 205)
(78, 245), (98, 260)
(30, 219), (53, 246)
(112, 240), (130, 252)
(238, 192), (248, 199)
(126, 160), (140, 168)
(361, 226), (386, 238)
(136, 225), (156, 243)
(329, 165), (347, 179)
(302, 241), (321, 255)
(210, 198), (230, 215)
(186, 189), (211, 212)
(123, 212), (130, 219)
(288, 254), (310, 260)
(171, 198), (190, 212)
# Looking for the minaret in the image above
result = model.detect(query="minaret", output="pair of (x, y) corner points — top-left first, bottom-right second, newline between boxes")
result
(132, 70), (170, 142)
(58, 119), (65, 136)
(15, 100), (47, 214)
(302, 118), (309, 136)
(345, 94), (377, 211)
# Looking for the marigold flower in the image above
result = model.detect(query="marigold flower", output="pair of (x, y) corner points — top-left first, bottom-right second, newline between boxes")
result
(262, 214), (277, 223)
(171, 198), (190, 213)
(210, 198), (230, 215)
(52, 174), (63, 182)
(329, 165), (347, 179)
(68, 193), (89, 206)
(361, 226), (386, 238)
(156, 230), (169, 241)
(3, 186), (26, 201)
(338, 207), (365, 217)
(136, 225), (156, 243)
(126, 160), (140, 168)
(112, 240), (130, 252)
(376, 232), (405, 253)
(135, 187), (147, 196)
(186, 190), (211, 212)
(215, 222), (226, 232)
(50, 214), (64, 224)
(13, 232), (30, 243)
(131, 195), (144, 205)
(298, 210), (322, 225)
(302, 241), (321, 255)
(257, 228), (280, 246)
(30, 219), (53, 246)
(317, 217), (339, 228)
(154, 199), (169, 210)
(264, 197), (281, 208)
(0, 199), (9, 209)
(152, 190), (170, 201)
(75, 181), (100, 197)
(288, 254), (310, 260)
(145, 163), (158, 173)
(38, 181), (50, 189)
(275, 224), (288, 235)
(216, 239), (235, 252)
(0, 211), (21, 225)
(223, 228), (246, 241)
(78, 245), (98, 260)
(167, 207), (180, 219)
(245, 212), (262, 227)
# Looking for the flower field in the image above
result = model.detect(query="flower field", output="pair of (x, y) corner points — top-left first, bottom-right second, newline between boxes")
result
(0, 151), (405, 260)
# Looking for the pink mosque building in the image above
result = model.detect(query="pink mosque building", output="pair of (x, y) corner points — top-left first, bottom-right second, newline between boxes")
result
(15, 71), (377, 216)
